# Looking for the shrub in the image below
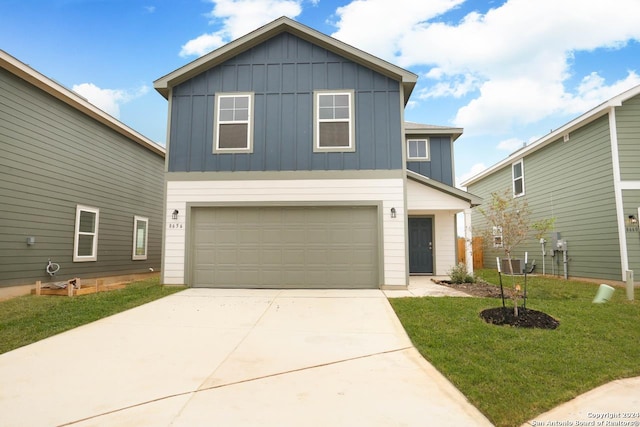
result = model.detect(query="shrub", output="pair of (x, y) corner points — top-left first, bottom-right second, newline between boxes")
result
(448, 263), (475, 284)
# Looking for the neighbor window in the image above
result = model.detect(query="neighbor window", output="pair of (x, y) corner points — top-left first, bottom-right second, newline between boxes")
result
(214, 93), (253, 153)
(492, 226), (503, 248)
(407, 139), (429, 160)
(132, 216), (148, 260)
(512, 159), (525, 197)
(314, 91), (355, 152)
(74, 205), (99, 262)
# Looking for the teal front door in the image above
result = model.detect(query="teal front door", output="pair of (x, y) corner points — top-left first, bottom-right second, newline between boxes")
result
(409, 217), (433, 274)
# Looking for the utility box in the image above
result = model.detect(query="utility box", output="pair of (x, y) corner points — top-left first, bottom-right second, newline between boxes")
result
(550, 232), (561, 250)
(500, 259), (524, 275)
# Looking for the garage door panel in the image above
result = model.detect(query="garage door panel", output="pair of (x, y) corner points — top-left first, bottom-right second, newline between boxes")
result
(192, 206), (378, 288)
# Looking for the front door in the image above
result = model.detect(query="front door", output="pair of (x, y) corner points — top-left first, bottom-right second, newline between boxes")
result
(409, 217), (433, 274)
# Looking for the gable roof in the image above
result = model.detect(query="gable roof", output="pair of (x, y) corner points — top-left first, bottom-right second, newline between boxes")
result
(461, 83), (640, 187)
(154, 17), (418, 104)
(0, 50), (165, 157)
(407, 170), (482, 207)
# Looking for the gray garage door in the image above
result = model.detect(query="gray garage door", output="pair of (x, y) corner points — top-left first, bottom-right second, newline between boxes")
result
(191, 206), (379, 288)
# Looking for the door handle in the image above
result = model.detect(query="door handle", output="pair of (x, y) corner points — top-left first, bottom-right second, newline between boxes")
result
(428, 242), (432, 251)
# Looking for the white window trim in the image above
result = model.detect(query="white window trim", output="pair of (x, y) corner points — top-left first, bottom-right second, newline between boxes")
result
(132, 216), (149, 261)
(512, 159), (525, 197)
(213, 92), (254, 154)
(492, 226), (503, 248)
(73, 205), (99, 262)
(313, 90), (356, 153)
(406, 139), (430, 161)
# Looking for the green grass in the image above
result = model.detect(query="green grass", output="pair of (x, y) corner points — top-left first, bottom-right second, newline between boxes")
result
(390, 270), (640, 427)
(0, 277), (185, 355)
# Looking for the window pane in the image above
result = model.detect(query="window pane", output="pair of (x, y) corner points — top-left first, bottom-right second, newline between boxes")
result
(409, 141), (418, 158)
(219, 124), (249, 149)
(319, 122), (349, 147)
(79, 211), (95, 233)
(513, 162), (522, 178)
(234, 108), (248, 121)
(514, 178), (523, 195)
(135, 221), (147, 255)
(417, 141), (427, 158)
(319, 107), (334, 120)
(219, 97), (234, 109)
(334, 106), (349, 119)
(334, 94), (349, 107)
(219, 110), (234, 121)
(77, 235), (94, 256)
(234, 96), (249, 109)
(318, 94), (333, 107)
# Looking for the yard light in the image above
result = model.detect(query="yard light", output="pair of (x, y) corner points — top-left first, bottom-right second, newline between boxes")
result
(390, 207), (396, 219)
(172, 209), (179, 220)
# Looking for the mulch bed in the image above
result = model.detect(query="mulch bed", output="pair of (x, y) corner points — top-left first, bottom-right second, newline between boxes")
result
(435, 279), (560, 329)
(434, 279), (504, 298)
(479, 307), (560, 329)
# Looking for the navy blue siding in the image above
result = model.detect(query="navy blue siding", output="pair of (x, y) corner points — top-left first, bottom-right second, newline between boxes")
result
(406, 136), (454, 186)
(168, 32), (403, 172)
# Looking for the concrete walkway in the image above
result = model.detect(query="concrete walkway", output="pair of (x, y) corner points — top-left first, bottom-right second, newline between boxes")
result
(0, 288), (492, 427)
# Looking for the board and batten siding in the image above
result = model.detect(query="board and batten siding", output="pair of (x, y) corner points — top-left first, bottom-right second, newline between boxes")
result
(406, 136), (454, 186)
(164, 177), (406, 287)
(0, 67), (164, 287)
(469, 115), (621, 280)
(168, 31), (403, 173)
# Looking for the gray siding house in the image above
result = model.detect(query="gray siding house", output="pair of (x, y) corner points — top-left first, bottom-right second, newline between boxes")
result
(0, 50), (165, 295)
(154, 17), (480, 289)
(462, 84), (640, 282)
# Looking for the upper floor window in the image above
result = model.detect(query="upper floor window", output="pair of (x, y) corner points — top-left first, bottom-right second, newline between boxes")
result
(74, 205), (99, 262)
(214, 93), (253, 153)
(132, 216), (148, 260)
(512, 159), (525, 197)
(407, 139), (429, 160)
(314, 91), (355, 152)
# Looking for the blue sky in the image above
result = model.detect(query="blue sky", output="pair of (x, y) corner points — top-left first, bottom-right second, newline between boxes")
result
(2, 0), (640, 185)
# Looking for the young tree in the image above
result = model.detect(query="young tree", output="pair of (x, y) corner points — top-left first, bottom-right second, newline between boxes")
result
(476, 188), (554, 316)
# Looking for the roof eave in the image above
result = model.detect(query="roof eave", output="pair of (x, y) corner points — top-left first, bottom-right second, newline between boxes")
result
(1, 50), (165, 157)
(405, 126), (464, 141)
(407, 170), (482, 207)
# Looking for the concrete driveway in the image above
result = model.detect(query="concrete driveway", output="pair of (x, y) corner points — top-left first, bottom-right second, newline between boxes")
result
(0, 288), (492, 426)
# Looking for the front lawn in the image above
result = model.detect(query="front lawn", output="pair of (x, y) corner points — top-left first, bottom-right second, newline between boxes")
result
(0, 277), (185, 354)
(389, 270), (640, 427)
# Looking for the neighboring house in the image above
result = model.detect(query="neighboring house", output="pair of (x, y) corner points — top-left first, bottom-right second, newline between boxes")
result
(462, 84), (640, 283)
(0, 50), (165, 295)
(154, 17), (480, 289)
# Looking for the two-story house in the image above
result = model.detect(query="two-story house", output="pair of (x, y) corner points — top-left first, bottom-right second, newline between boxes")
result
(154, 17), (480, 289)
(462, 84), (640, 283)
(0, 50), (165, 298)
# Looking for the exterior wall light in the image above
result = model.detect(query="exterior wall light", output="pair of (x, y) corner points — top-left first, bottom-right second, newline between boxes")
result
(172, 209), (179, 220)
(390, 207), (396, 219)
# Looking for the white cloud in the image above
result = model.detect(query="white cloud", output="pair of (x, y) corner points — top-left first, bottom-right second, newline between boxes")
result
(72, 83), (149, 118)
(180, 0), (303, 57)
(331, 0), (465, 64)
(180, 33), (227, 57)
(331, 0), (640, 136)
(457, 162), (487, 188)
(497, 137), (525, 152)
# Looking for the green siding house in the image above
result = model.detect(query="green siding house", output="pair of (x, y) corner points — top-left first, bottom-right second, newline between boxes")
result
(462, 84), (640, 282)
(0, 50), (165, 296)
